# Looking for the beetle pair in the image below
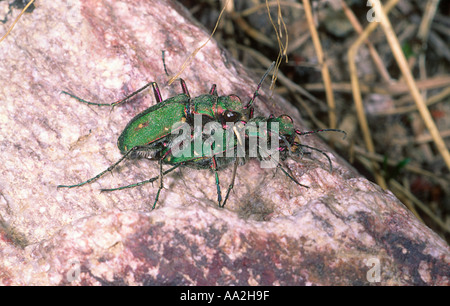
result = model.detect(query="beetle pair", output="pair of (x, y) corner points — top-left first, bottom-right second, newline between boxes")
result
(58, 63), (345, 209)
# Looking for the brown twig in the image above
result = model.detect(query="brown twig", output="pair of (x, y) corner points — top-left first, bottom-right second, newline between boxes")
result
(347, 0), (400, 190)
(239, 1), (303, 17)
(371, 0), (450, 172)
(302, 0), (336, 129)
(390, 180), (450, 234)
(340, 0), (392, 83)
(230, 12), (275, 48)
(302, 75), (450, 95)
(0, 0), (35, 44)
(235, 44), (324, 105)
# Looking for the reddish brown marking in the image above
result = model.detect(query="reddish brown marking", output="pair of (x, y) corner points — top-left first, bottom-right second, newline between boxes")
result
(228, 95), (241, 103)
(134, 121), (149, 132)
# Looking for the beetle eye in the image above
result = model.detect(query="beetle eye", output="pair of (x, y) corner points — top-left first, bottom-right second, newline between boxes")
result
(223, 110), (240, 122)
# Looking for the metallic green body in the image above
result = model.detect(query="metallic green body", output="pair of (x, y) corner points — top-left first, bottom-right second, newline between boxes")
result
(58, 64), (289, 209)
(162, 128), (238, 170)
(161, 115), (296, 169)
(246, 115), (294, 139)
(118, 93), (248, 155)
(117, 93), (189, 154)
(190, 94), (247, 123)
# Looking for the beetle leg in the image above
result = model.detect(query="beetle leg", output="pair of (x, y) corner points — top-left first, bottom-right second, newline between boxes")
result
(57, 146), (139, 188)
(61, 82), (155, 108)
(179, 78), (190, 98)
(209, 84), (217, 96)
(151, 158), (165, 209)
(151, 82), (164, 104)
(100, 164), (181, 192)
(257, 145), (309, 188)
(210, 152), (223, 207)
(162, 50), (170, 76)
(296, 143), (334, 173)
(221, 158), (238, 208)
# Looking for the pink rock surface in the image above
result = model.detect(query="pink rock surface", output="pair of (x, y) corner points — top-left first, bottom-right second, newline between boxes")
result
(0, 0), (448, 285)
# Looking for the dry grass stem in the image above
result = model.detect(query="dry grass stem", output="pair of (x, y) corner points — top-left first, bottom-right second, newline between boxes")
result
(371, 0), (450, 171)
(302, 0), (337, 129)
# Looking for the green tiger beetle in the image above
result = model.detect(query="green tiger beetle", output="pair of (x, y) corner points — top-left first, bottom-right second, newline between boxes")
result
(61, 79), (248, 158)
(157, 114), (345, 208)
(58, 61), (346, 209)
(95, 112), (346, 209)
(57, 61), (274, 208)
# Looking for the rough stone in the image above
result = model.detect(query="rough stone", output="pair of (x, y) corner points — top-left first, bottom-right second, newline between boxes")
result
(0, 0), (448, 285)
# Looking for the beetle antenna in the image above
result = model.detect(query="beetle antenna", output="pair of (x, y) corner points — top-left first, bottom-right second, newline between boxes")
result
(294, 143), (334, 172)
(295, 129), (347, 139)
(245, 61), (275, 110)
